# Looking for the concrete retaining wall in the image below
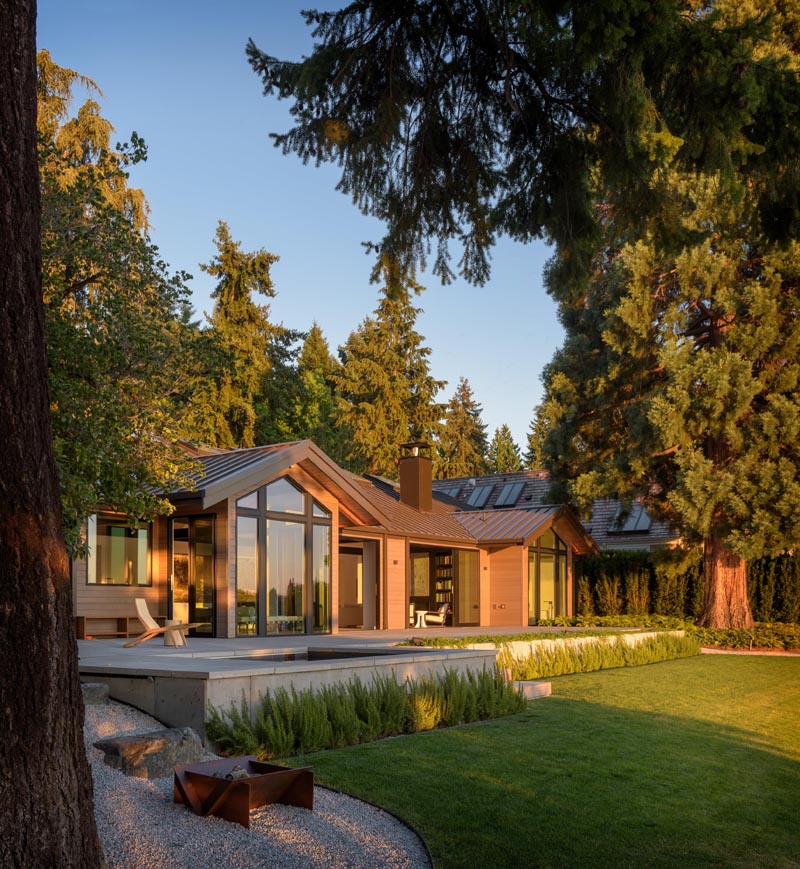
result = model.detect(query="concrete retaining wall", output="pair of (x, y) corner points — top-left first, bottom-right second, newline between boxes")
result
(469, 630), (687, 662)
(84, 647), (498, 743)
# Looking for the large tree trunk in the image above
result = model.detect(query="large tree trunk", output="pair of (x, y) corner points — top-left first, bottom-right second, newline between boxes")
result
(697, 534), (754, 629)
(0, 1), (103, 865)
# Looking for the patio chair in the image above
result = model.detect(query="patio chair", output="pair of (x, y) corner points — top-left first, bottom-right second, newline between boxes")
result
(424, 602), (450, 627)
(409, 603), (415, 627)
(123, 598), (207, 648)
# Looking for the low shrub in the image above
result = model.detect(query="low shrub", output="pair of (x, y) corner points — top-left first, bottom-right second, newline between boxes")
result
(207, 667), (525, 759)
(688, 622), (800, 650)
(506, 633), (701, 680)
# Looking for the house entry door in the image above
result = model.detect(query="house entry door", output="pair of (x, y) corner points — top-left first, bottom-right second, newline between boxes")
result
(170, 517), (214, 636)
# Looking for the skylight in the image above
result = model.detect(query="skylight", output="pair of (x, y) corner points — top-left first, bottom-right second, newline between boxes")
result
(466, 485), (493, 508)
(494, 481), (525, 507)
(608, 502), (651, 533)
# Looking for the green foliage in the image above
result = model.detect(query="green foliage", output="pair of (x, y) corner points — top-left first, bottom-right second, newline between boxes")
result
(689, 623), (800, 650)
(206, 697), (260, 756)
(208, 668), (524, 758)
(335, 263), (444, 475)
(487, 424), (522, 474)
(38, 51), (199, 551)
(434, 378), (488, 479)
(508, 634), (701, 680)
(179, 221), (281, 449)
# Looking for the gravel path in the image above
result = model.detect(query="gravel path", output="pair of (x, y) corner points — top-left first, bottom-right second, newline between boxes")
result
(85, 702), (432, 868)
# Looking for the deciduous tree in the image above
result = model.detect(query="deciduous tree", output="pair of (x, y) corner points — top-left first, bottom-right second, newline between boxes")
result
(39, 50), (198, 552)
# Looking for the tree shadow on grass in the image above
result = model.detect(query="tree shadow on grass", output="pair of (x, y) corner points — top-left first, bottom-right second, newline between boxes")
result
(303, 698), (800, 868)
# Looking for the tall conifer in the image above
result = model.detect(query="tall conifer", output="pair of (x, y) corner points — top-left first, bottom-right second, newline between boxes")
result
(435, 377), (488, 478)
(335, 263), (444, 476)
(488, 425), (522, 474)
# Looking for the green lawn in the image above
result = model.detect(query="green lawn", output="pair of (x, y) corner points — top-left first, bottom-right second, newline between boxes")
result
(293, 656), (800, 868)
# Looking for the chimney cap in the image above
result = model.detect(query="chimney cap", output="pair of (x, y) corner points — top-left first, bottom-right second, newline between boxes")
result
(399, 441), (431, 458)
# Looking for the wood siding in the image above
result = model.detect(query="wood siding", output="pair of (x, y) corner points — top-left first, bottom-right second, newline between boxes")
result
(488, 545), (527, 626)
(386, 536), (407, 629)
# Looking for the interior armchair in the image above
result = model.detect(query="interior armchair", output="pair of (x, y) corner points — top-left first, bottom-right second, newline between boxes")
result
(424, 602), (450, 627)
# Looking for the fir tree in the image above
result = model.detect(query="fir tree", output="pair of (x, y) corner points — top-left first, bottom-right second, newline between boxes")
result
(335, 262), (444, 476)
(524, 405), (549, 469)
(181, 222), (279, 448)
(542, 137), (800, 626)
(435, 377), (488, 479)
(292, 324), (344, 459)
(488, 425), (522, 474)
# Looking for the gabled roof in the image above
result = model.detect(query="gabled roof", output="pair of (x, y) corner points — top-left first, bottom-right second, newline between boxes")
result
(166, 440), (387, 526)
(454, 506), (597, 554)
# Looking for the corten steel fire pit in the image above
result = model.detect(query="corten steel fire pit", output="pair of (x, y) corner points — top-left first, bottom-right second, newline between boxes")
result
(173, 756), (314, 828)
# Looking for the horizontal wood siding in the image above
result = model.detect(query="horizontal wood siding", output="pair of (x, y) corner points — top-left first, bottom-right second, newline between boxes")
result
(386, 537), (407, 630)
(488, 545), (526, 626)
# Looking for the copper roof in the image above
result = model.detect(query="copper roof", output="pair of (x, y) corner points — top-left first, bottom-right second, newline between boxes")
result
(341, 475), (475, 541)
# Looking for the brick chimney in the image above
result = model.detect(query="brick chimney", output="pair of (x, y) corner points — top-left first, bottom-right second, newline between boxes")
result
(398, 442), (432, 512)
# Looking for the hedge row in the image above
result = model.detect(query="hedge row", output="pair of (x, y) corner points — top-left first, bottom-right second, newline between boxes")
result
(206, 669), (525, 759)
(577, 550), (800, 623)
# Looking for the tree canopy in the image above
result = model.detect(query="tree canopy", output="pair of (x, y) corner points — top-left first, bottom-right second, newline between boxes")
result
(488, 424), (522, 474)
(38, 50), (198, 552)
(435, 377), (488, 478)
(335, 263), (444, 476)
(249, 1), (800, 287)
(540, 3), (800, 627)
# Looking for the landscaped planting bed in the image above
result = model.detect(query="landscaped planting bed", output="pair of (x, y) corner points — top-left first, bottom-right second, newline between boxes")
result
(207, 669), (525, 759)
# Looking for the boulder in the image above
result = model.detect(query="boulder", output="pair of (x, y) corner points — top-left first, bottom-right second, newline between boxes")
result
(94, 727), (204, 779)
(81, 682), (109, 705)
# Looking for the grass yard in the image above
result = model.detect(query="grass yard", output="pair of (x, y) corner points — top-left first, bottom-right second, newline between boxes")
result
(292, 656), (800, 868)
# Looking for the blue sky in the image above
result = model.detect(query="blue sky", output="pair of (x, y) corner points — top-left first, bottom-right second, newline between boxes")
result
(37, 1), (562, 450)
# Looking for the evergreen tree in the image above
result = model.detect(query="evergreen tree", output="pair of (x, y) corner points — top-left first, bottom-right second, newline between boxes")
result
(250, 3), (799, 287)
(292, 323), (344, 459)
(524, 405), (549, 469)
(181, 222), (279, 448)
(488, 425), (522, 474)
(335, 262), (444, 476)
(435, 377), (488, 479)
(38, 50), (197, 552)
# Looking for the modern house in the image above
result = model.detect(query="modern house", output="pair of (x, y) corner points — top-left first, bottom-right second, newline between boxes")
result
(72, 441), (597, 639)
(431, 470), (680, 552)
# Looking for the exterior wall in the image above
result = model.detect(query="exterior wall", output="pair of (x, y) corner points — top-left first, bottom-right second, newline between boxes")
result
(385, 536), (408, 629)
(487, 545), (527, 626)
(479, 549), (491, 626)
(72, 520), (163, 635)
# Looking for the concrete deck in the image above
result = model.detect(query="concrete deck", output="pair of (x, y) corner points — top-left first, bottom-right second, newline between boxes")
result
(77, 624), (580, 674)
(79, 626), (568, 741)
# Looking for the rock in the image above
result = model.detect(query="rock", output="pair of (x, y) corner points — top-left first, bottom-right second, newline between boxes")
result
(81, 682), (109, 705)
(94, 727), (204, 779)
